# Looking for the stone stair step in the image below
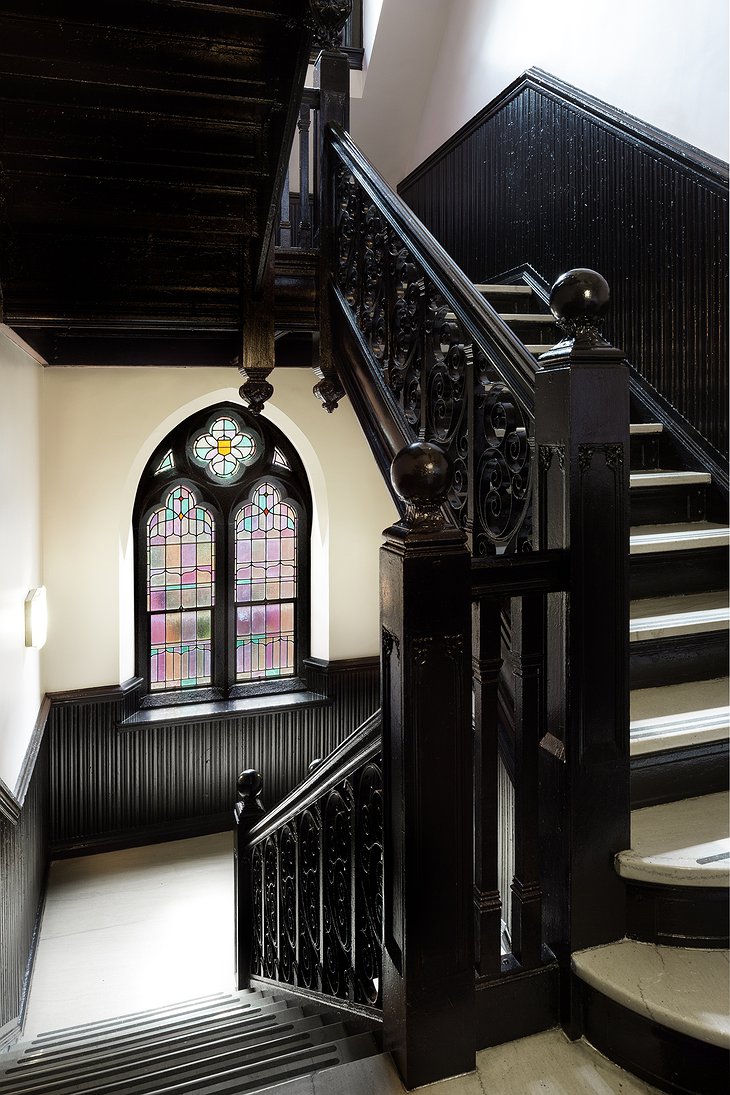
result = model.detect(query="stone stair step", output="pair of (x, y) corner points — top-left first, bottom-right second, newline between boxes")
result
(630, 422), (663, 436)
(629, 522), (730, 554)
(629, 590), (729, 642)
(573, 940), (730, 1049)
(617, 792), (729, 888)
(629, 469), (711, 488)
(630, 678), (729, 755)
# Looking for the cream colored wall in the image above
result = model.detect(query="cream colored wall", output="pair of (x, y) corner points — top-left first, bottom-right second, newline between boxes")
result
(0, 329), (43, 790)
(41, 367), (396, 693)
(351, 0), (729, 187)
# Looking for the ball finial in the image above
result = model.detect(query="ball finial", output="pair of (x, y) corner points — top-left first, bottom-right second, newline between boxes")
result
(237, 769), (263, 802)
(390, 441), (451, 528)
(549, 268), (610, 337)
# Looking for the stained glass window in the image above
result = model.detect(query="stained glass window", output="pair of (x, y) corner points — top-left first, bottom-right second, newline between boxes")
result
(234, 482), (297, 680)
(273, 447), (290, 469)
(191, 415), (258, 480)
(147, 485), (215, 691)
(155, 450), (174, 474)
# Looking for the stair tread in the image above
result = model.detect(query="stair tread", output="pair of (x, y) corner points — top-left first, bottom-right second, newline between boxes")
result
(630, 422), (664, 435)
(32, 992), (253, 1041)
(630, 469), (711, 488)
(572, 940), (730, 1049)
(250, 1052), (402, 1095)
(498, 312), (555, 323)
(617, 792), (729, 887)
(474, 283), (533, 294)
(630, 678), (729, 755)
(525, 343), (557, 353)
(630, 521), (730, 554)
(629, 590), (729, 641)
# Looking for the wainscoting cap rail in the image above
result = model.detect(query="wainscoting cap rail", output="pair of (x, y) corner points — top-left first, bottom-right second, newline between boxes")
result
(246, 709), (381, 845)
(328, 122), (537, 414)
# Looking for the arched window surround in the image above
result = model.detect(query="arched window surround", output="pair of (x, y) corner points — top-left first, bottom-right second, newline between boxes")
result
(133, 402), (311, 705)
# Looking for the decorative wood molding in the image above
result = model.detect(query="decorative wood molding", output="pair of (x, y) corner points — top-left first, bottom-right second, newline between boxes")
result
(0, 696), (51, 825)
(46, 677), (143, 706)
(0, 779), (20, 826)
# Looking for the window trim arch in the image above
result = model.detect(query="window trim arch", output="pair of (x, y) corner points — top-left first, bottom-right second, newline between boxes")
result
(133, 402), (311, 705)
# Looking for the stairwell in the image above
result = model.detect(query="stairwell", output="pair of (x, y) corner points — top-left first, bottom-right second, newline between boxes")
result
(478, 277), (730, 1088)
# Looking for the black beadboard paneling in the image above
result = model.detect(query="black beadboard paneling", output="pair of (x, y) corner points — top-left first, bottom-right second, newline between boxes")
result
(399, 69), (728, 461)
(0, 724), (49, 1046)
(49, 661), (379, 854)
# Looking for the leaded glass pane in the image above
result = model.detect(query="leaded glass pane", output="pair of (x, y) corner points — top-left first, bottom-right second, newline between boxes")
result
(155, 450), (174, 474)
(273, 447), (290, 469)
(191, 415), (258, 480)
(147, 485), (215, 690)
(234, 482), (297, 682)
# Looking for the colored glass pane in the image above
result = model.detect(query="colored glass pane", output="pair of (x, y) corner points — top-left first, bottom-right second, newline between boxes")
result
(191, 416), (258, 480)
(147, 485), (215, 691)
(155, 450), (174, 474)
(234, 482), (297, 681)
(273, 447), (290, 469)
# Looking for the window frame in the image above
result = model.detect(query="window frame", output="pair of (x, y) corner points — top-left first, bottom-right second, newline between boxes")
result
(133, 402), (312, 706)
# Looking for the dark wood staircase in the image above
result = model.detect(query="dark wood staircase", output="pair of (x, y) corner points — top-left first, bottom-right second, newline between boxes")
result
(0, 990), (382, 1095)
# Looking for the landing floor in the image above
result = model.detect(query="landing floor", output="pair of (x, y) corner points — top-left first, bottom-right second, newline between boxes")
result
(24, 833), (663, 1093)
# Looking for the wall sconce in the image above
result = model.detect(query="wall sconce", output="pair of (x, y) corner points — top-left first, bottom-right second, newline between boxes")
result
(25, 587), (48, 650)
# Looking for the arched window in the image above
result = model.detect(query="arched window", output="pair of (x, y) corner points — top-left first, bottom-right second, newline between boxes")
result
(134, 403), (310, 704)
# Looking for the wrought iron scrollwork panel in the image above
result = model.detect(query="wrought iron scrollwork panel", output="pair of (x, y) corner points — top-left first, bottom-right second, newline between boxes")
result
(333, 161), (533, 552)
(248, 752), (383, 1009)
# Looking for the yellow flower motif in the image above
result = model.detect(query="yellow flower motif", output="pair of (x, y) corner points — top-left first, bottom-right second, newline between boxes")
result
(193, 416), (256, 478)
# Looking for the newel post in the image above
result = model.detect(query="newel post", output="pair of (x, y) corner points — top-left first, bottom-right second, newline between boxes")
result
(534, 270), (630, 1026)
(381, 442), (475, 1089)
(234, 769), (265, 990)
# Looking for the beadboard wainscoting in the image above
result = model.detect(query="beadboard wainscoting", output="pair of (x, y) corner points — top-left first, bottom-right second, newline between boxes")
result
(48, 659), (379, 856)
(398, 67), (729, 472)
(0, 703), (50, 1049)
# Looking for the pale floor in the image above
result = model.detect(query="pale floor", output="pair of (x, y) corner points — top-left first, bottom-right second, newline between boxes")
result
(24, 834), (663, 1093)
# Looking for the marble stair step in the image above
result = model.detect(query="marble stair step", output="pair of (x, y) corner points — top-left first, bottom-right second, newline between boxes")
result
(572, 940), (730, 1049)
(525, 343), (558, 354)
(630, 677), (729, 755)
(629, 521), (730, 554)
(629, 590), (729, 642)
(629, 469), (711, 488)
(497, 312), (557, 324)
(616, 792), (730, 888)
(474, 283), (533, 295)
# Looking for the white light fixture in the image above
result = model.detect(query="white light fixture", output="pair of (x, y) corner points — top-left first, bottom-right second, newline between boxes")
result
(24, 587), (48, 650)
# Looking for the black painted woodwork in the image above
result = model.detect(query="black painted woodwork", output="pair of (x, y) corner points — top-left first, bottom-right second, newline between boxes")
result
(47, 660), (378, 854)
(626, 879), (729, 949)
(399, 68), (729, 464)
(380, 469), (475, 1088)
(630, 547), (729, 600)
(631, 740), (730, 809)
(576, 975), (730, 1095)
(629, 631), (729, 690)
(474, 963), (559, 1050)
(1, 0), (312, 364)
(535, 306), (631, 1027)
(0, 704), (49, 1049)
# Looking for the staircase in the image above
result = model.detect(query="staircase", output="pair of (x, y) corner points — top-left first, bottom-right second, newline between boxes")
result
(0, 990), (383, 1095)
(479, 277), (730, 1091)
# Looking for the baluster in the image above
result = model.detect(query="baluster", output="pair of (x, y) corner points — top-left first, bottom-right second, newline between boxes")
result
(297, 101), (312, 248)
(472, 597), (503, 978)
(381, 441), (474, 1089)
(279, 166), (292, 249)
(535, 269), (630, 1033)
(234, 769), (265, 990)
(509, 594), (544, 969)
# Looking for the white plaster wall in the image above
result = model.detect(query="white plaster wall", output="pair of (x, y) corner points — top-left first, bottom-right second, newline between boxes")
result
(0, 329), (43, 790)
(41, 368), (396, 693)
(407, 0), (729, 178)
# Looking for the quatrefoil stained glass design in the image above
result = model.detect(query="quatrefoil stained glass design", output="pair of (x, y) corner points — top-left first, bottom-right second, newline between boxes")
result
(191, 416), (258, 480)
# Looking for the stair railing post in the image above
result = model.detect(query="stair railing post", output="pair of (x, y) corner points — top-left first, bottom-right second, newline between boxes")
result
(534, 270), (631, 1029)
(380, 441), (475, 1090)
(311, 2), (350, 411)
(234, 769), (265, 991)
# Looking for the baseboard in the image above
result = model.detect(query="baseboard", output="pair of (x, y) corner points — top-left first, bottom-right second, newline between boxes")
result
(475, 962), (560, 1048)
(50, 811), (233, 859)
(17, 867), (50, 1036)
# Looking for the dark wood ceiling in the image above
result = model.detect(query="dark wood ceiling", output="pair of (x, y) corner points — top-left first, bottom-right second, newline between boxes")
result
(0, 0), (311, 365)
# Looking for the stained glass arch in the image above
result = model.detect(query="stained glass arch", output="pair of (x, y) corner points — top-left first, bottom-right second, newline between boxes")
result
(134, 403), (310, 702)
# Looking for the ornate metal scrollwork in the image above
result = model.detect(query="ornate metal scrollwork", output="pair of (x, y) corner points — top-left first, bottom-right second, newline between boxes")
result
(322, 782), (354, 999)
(332, 160), (534, 551)
(247, 750), (383, 1009)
